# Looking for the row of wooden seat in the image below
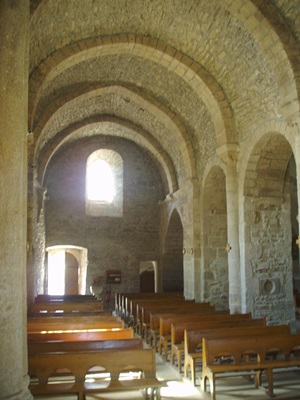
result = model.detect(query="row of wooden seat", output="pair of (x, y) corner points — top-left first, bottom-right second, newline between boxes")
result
(115, 291), (183, 322)
(201, 331), (300, 399)
(118, 292), (300, 399)
(27, 294), (165, 399)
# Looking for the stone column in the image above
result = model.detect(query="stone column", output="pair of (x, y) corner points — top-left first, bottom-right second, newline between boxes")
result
(295, 132), (300, 283)
(0, 1), (32, 399)
(217, 144), (241, 313)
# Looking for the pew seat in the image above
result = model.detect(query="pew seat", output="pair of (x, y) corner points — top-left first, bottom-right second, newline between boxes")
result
(170, 317), (266, 373)
(29, 348), (165, 400)
(201, 333), (300, 399)
(184, 324), (290, 385)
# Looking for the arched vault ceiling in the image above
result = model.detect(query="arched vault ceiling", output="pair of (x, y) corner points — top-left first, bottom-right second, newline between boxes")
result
(29, 0), (299, 187)
(35, 86), (193, 189)
(33, 51), (219, 177)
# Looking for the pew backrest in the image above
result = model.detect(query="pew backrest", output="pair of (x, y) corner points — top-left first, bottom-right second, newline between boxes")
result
(185, 324), (291, 355)
(28, 327), (134, 342)
(28, 337), (143, 354)
(27, 316), (124, 332)
(160, 312), (252, 337)
(171, 318), (266, 347)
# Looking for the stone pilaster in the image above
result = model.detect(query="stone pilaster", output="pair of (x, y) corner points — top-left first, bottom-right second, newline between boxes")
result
(217, 143), (241, 313)
(0, 1), (32, 399)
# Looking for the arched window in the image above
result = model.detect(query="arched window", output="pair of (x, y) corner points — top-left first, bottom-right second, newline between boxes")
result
(87, 159), (115, 203)
(86, 149), (123, 217)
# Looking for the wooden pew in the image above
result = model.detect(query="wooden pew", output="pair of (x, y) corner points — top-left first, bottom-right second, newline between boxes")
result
(30, 300), (104, 314)
(28, 337), (143, 354)
(158, 312), (251, 361)
(28, 327), (134, 342)
(201, 333), (300, 399)
(184, 324), (290, 385)
(170, 317), (266, 373)
(30, 310), (108, 317)
(27, 315), (123, 332)
(131, 298), (191, 333)
(28, 347), (164, 400)
(116, 292), (180, 321)
(35, 294), (97, 303)
(142, 302), (214, 344)
(121, 291), (183, 321)
(148, 305), (219, 349)
(127, 294), (185, 326)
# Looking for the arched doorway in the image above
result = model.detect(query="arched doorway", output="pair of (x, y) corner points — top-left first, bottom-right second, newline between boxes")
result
(139, 261), (157, 292)
(46, 246), (87, 295)
(163, 209), (183, 292)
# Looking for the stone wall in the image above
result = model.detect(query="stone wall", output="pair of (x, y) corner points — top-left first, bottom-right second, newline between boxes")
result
(44, 136), (164, 299)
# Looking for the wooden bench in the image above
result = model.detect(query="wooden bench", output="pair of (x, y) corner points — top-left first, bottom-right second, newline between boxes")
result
(131, 297), (192, 333)
(28, 327), (135, 342)
(184, 323), (290, 385)
(201, 333), (300, 399)
(27, 315), (124, 332)
(129, 295), (187, 327)
(28, 347), (165, 400)
(28, 337), (143, 354)
(30, 300), (104, 314)
(170, 317), (266, 373)
(158, 312), (251, 362)
(144, 302), (214, 345)
(148, 306), (219, 350)
(121, 292), (183, 321)
(35, 294), (97, 303)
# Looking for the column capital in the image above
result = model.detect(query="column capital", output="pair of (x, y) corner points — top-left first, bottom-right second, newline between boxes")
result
(216, 142), (239, 167)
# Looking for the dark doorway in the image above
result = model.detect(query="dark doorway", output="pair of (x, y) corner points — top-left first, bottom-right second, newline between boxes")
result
(140, 270), (154, 292)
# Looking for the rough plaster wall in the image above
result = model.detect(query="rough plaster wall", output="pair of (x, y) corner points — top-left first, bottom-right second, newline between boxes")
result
(44, 136), (164, 300)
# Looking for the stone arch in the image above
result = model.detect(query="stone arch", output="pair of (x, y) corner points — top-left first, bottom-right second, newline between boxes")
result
(202, 166), (228, 310)
(242, 132), (295, 324)
(34, 86), (188, 193)
(162, 208), (184, 292)
(29, 37), (235, 147)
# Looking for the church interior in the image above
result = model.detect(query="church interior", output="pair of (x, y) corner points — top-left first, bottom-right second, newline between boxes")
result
(1, 0), (300, 399)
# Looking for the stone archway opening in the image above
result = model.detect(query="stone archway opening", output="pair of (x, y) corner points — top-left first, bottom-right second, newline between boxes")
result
(139, 261), (157, 293)
(202, 166), (228, 310)
(162, 209), (184, 292)
(243, 134), (294, 324)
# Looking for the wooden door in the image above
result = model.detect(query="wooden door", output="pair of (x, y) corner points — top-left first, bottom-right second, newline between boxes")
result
(65, 252), (79, 295)
(140, 270), (154, 293)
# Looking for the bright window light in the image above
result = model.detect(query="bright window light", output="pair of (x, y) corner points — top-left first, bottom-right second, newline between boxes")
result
(48, 251), (65, 295)
(87, 159), (115, 203)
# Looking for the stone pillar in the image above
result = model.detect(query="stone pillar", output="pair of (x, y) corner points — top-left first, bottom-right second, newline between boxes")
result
(181, 178), (201, 300)
(295, 132), (300, 280)
(217, 144), (241, 313)
(0, 1), (32, 399)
